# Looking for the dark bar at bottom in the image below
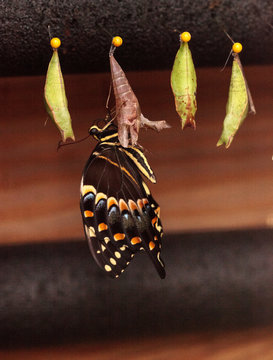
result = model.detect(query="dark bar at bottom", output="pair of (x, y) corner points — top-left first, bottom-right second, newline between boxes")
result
(0, 229), (272, 347)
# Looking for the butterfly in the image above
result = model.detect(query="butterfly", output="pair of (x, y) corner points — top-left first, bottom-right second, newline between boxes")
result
(80, 120), (165, 279)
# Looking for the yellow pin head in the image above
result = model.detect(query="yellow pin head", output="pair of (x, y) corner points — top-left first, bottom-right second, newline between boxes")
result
(50, 37), (61, 49)
(232, 42), (242, 53)
(112, 36), (123, 47)
(180, 32), (191, 42)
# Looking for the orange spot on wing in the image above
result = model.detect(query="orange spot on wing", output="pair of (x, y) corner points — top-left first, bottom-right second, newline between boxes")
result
(154, 206), (161, 217)
(107, 197), (118, 209)
(129, 199), (138, 212)
(137, 199), (144, 210)
(152, 216), (158, 225)
(98, 223), (108, 232)
(149, 241), (155, 250)
(95, 192), (107, 204)
(119, 199), (129, 212)
(82, 185), (96, 196)
(142, 198), (149, 206)
(114, 233), (125, 241)
(131, 237), (141, 245)
(84, 210), (94, 218)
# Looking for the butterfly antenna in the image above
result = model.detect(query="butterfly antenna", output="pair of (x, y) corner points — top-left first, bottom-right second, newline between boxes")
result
(57, 134), (91, 151)
(105, 83), (112, 115)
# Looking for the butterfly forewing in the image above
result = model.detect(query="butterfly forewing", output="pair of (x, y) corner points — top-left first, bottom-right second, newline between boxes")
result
(80, 130), (165, 279)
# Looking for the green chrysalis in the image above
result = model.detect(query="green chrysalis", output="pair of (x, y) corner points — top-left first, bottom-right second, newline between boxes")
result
(44, 38), (75, 142)
(171, 31), (197, 129)
(217, 42), (256, 148)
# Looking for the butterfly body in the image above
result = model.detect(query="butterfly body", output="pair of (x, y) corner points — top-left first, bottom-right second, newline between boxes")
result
(80, 122), (165, 279)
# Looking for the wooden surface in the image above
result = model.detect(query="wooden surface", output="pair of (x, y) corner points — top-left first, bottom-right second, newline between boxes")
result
(1, 327), (273, 360)
(0, 65), (272, 244)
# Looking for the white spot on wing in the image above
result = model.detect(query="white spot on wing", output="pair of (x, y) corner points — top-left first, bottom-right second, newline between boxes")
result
(156, 224), (162, 233)
(110, 258), (117, 265)
(104, 237), (110, 244)
(157, 252), (164, 267)
(115, 251), (121, 258)
(104, 265), (111, 272)
(142, 181), (151, 195)
(88, 227), (95, 237)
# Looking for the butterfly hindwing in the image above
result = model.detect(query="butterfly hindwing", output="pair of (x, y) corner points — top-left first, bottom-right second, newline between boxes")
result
(112, 148), (165, 278)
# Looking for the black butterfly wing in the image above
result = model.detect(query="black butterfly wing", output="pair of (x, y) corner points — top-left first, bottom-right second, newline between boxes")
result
(80, 143), (165, 279)
(80, 146), (132, 278)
